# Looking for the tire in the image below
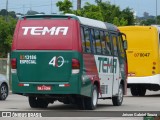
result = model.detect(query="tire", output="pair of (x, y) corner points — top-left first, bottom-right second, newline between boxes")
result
(29, 97), (38, 108)
(85, 85), (98, 110)
(112, 84), (123, 106)
(63, 101), (70, 104)
(130, 85), (146, 96)
(130, 86), (139, 96)
(0, 83), (8, 100)
(28, 97), (48, 108)
(138, 86), (146, 96)
(76, 97), (86, 110)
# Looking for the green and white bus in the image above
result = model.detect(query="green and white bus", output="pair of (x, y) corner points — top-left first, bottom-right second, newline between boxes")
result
(11, 14), (128, 110)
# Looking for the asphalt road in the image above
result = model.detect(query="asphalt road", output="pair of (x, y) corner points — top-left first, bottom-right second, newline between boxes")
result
(0, 89), (160, 120)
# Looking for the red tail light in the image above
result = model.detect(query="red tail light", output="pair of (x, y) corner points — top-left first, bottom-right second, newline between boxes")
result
(72, 59), (80, 69)
(72, 59), (80, 74)
(11, 58), (17, 69)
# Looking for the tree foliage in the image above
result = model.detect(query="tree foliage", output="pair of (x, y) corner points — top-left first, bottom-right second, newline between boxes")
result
(26, 10), (45, 15)
(74, 2), (104, 21)
(56, 0), (73, 14)
(0, 9), (16, 18)
(140, 18), (156, 25)
(0, 16), (17, 57)
(120, 7), (134, 25)
(56, 1), (134, 26)
(139, 15), (160, 25)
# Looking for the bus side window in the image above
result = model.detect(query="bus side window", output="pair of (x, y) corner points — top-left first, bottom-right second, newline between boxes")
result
(81, 27), (86, 53)
(84, 27), (91, 53)
(104, 32), (112, 55)
(112, 35), (118, 56)
(100, 31), (106, 55)
(117, 35), (125, 58)
(95, 30), (102, 54)
(90, 29), (96, 54)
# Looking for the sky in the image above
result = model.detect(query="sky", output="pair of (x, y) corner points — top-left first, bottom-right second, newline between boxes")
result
(0, 0), (159, 17)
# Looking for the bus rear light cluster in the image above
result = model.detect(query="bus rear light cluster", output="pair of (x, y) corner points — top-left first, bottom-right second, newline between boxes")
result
(18, 83), (29, 87)
(11, 58), (17, 69)
(152, 71), (156, 75)
(153, 62), (156, 65)
(72, 59), (80, 74)
(152, 67), (156, 70)
(152, 62), (156, 75)
(59, 84), (70, 87)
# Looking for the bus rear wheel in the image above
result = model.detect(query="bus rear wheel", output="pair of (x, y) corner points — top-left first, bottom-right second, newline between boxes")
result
(138, 87), (146, 96)
(130, 85), (146, 96)
(84, 85), (98, 110)
(112, 84), (123, 106)
(130, 86), (139, 96)
(28, 96), (49, 108)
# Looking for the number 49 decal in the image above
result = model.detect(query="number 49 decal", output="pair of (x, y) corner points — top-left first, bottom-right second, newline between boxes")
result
(49, 56), (65, 67)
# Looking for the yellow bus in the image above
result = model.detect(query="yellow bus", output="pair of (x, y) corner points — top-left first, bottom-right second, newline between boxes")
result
(118, 26), (160, 96)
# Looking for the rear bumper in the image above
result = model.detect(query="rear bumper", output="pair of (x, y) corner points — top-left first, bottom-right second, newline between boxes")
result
(127, 74), (160, 85)
(11, 74), (92, 97)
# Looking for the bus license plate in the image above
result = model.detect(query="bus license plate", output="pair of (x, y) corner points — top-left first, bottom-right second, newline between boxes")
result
(37, 85), (51, 91)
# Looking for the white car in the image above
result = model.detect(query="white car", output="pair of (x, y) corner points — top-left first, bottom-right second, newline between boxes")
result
(0, 74), (9, 100)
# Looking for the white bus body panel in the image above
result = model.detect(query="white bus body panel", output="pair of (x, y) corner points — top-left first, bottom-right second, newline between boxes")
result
(94, 55), (121, 98)
(128, 74), (160, 85)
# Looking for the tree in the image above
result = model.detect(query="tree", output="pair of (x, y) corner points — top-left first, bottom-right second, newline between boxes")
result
(113, 17), (128, 26)
(56, 1), (134, 26)
(27, 10), (39, 15)
(120, 7), (134, 25)
(140, 19), (156, 25)
(0, 9), (16, 18)
(0, 16), (17, 57)
(95, 0), (102, 4)
(76, 2), (104, 21)
(0, 9), (7, 16)
(56, 0), (73, 14)
(157, 15), (160, 24)
(97, 2), (121, 23)
(8, 11), (16, 18)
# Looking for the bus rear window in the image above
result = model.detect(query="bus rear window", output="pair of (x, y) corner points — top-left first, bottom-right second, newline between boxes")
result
(13, 19), (74, 50)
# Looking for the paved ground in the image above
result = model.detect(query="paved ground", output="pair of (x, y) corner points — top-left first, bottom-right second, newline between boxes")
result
(0, 89), (160, 120)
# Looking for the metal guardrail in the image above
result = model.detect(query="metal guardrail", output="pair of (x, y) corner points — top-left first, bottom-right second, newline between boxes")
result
(0, 53), (10, 81)
(0, 53), (11, 90)
(0, 58), (7, 75)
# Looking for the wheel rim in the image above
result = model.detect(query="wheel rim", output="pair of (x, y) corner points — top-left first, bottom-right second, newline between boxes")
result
(118, 87), (123, 103)
(1, 85), (8, 99)
(92, 88), (98, 106)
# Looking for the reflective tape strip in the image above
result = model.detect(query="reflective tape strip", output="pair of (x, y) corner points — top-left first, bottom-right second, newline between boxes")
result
(59, 84), (70, 87)
(59, 84), (65, 87)
(24, 84), (29, 86)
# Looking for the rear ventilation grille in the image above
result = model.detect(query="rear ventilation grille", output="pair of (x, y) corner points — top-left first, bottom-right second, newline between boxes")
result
(100, 85), (108, 94)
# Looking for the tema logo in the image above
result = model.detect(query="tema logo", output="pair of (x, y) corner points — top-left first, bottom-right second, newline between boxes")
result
(98, 57), (117, 74)
(22, 27), (68, 35)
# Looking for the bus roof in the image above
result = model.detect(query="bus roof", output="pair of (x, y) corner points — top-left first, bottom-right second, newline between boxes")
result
(118, 26), (156, 31)
(65, 14), (118, 31)
(20, 14), (118, 32)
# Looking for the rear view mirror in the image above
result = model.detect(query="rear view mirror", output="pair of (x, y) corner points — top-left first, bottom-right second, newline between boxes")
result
(123, 40), (128, 50)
